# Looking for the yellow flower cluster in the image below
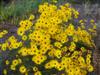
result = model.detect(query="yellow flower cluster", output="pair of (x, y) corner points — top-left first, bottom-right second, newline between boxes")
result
(0, 35), (22, 51)
(0, 30), (8, 38)
(32, 54), (47, 64)
(17, 14), (34, 36)
(10, 59), (21, 71)
(1, 2), (96, 75)
(45, 52), (93, 75)
(19, 65), (27, 74)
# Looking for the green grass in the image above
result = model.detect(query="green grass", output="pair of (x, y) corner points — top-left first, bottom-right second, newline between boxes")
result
(0, 0), (41, 25)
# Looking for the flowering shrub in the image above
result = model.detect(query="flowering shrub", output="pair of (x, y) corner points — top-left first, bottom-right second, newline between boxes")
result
(0, 2), (97, 75)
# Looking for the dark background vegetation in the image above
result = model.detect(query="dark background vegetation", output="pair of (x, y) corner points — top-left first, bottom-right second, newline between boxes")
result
(0, 0), (100, 25)
(1, 0), (100, 4)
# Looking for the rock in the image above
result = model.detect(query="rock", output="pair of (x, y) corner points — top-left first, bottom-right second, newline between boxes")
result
(93, 26), (100, 75)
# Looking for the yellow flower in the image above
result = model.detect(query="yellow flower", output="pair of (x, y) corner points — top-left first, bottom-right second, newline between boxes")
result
(87, 64), (94, 72)
(65, 3), (70, 7)
(54, 42), (62, 48)
(0, 33), (3, 38)
(86, 58), (91, 64)
(52, 0), (58, 3)
(8, 36), (17, 43)
(19, 20), (25, 27)
(68, 24), (75, 30)
(28, 48), (39, 55)
(19, 65), (27, 74)
(5, 60), (9, 65)
(56, 64), (64, 71)
(69, 42), (76, 52)
(0, 30), (8, 38)
(54, 49), (62, 58)
(22, 35), (27, 41)
(3, 30), (8, 34)
(12, 59), (19, 66)
(48, 27), (57, 35)
(29, 14), (35, 21)
(62, 57), (71, 64)
(24, 20), (33, 30)
(10, 65), (16, 70)
(18, 58), (22, 63)
(67, 29), (74, 36)
(22, 49), (28, 56)
(33, 66), (38, 72)
(34, 71), (42, 75)
(50, 60), (59, 68)
(81, 47), (86, 52)
(17, 27), (25, 36)
(86, 54), (91, 58)
(39, 46), (49, 54)
(74, 10), (79, 19)
(12, 43), (20, 49)
(1, 43), (7, 51)
(90, 19), (95, 23)
(74, 67), (80, 75)
(48, 49), (55, 57)
(80, 69), (87, 75)
(45, 62), (52, 69)
(32, 54), (47, 64)
(79, 19), (84, 23)
(93, 25), (97, 29)
(78, 56), (85, 64)
(8, 44), (13, 50)
(25, 72), (28, 75)
(3, 69), (7, 75)
(73, 35), (78, 42)
(61, 46), (68, 52)
(72, 51), (79, 56)
(38, 3), (49, 13)
(81, 24), (85, 29)
(61, 60), (67, 68)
